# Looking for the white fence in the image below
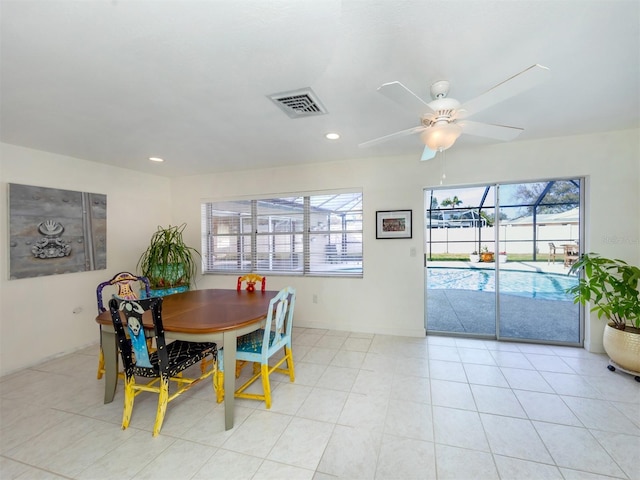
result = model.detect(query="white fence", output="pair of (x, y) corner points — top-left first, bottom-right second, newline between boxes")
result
(426, 224), (578, 255)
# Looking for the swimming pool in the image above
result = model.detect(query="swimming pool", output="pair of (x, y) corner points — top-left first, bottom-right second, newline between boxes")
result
(427, 267), (578, 301)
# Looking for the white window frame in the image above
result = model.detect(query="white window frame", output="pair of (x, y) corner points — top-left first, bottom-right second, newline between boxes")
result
(201, 190), (363, 277)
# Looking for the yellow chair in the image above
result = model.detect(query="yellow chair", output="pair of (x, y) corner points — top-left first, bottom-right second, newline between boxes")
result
(95, 272), (151, 379)
(237, 273), (266, 292)
(200, 274), (269, 377)
(108, 296), (218, 436)
(215, 286), (296, 408)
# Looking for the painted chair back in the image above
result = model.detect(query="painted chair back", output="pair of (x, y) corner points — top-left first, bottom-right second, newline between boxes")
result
(96, 271), (151, 313)
(244, 286), (295, 363)
(95, 272), (151, 379)
(237, 273), (266, 292)
(109, 296), (163, 371)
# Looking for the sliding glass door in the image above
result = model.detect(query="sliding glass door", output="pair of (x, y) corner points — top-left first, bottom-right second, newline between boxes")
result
(425, 185), (497, 337)
(496, 181), (581, 343)
(425, 179), (582, 345)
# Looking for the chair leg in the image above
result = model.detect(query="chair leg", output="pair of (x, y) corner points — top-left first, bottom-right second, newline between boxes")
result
(153, 377), (170, 437)
(284, 346), (295, 382)
(214, 370), (225, 403)
(97, 347), (105, 380)
(200, 358), (211, 374)
(121, 376), (135, 430)
(235, 360), (248, 378)
(174, 372), (188, 389)
(211, 362), (217, 396)
(261, 364), (272, 409)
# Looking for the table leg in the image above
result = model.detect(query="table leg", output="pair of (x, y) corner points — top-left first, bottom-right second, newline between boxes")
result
(102, 329), (118, 403)
(222, 330), (236, 430)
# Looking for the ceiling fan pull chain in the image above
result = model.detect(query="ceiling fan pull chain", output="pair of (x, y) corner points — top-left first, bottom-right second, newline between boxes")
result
(440, 150), (447, 185)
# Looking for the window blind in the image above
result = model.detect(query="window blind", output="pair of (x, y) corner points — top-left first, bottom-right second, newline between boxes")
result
(202, 192), (363, 277)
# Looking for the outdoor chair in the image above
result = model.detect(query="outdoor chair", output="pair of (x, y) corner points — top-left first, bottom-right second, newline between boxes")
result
(563, 244), (579, 267)
(95, 272), (151, 379)
(548, 243), (556, 264)
(108, 296), (217, 436)
(214, 286), (296, 408)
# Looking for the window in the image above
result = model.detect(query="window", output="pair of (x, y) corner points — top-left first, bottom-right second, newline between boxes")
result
(202, 191), (363, 277)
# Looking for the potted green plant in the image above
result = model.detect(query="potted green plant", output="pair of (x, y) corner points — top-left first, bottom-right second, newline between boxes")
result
(567, 253), (640, 376)
(137, 224), (200, 296)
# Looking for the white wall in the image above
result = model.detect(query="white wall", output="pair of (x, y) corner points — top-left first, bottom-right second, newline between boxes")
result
(172, 153), (429, 339)
(171, 129), (639, 353)
(0, 143), (171, 376)
(1, 128), (638, 375)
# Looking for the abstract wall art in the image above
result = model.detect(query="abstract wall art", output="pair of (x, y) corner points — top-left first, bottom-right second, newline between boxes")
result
(8, 183), (106, 279)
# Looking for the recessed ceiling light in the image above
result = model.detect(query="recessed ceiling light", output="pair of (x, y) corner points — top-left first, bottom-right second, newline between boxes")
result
(149, 157), (164, 162)
(325, 132), (340, 140)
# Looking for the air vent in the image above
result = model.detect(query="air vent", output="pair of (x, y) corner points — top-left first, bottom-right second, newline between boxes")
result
(268, 88), (327, 118)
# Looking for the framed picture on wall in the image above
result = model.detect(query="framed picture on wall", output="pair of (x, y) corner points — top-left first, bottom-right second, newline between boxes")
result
(376, 210), (412, 239)
(8, 183), (107, 279)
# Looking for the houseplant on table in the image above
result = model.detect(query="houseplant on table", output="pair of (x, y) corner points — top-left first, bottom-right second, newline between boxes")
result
(567, 253), (640, 378)
(137, 224), (200, 297)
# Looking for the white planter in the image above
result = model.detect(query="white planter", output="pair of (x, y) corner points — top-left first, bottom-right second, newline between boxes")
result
(603, 323), (640, 373)
(469, 254), (480, 263)
(499, 254), (507, 263)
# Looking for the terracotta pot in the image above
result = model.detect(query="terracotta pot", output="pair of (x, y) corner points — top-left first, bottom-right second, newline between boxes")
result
(480, 252), (494, 262)
(603, 323), (640, 373)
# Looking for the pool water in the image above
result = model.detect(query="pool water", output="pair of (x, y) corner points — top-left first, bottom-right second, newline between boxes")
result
(427, 267), (578, 301)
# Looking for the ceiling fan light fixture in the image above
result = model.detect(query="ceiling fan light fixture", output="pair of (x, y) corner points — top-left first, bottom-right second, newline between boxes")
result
(421, 122), (462, 151)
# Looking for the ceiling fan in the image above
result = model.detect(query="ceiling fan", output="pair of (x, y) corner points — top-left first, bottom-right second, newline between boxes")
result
(359, 64), (550, 161)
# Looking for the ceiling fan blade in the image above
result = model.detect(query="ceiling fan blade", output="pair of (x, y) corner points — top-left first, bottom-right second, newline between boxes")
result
(457, 64), (550, 119)
(420, 146), (436, 161)
(458, 120), (524, 141)
(377, 81), (434, 117)
(358, 125), (425, 148)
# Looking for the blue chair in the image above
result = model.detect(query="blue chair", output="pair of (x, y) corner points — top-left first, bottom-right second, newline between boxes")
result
(233, 274), (266, 376)
(108, 296), (217, 436)
(95, 272), (151, 379)
(215, 287), (296, 408)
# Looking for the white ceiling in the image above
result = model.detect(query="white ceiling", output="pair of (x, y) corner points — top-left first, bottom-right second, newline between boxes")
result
(1, 0), (638, 178)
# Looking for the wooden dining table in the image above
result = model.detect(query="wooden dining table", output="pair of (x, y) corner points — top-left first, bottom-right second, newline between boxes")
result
(95, 288), (279, 430)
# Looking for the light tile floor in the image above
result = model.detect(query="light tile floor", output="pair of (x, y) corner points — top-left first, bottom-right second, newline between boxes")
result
(1, 328), (639, 479)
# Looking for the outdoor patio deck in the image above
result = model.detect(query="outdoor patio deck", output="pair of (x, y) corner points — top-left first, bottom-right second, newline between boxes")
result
(426, 260), (581, 344)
